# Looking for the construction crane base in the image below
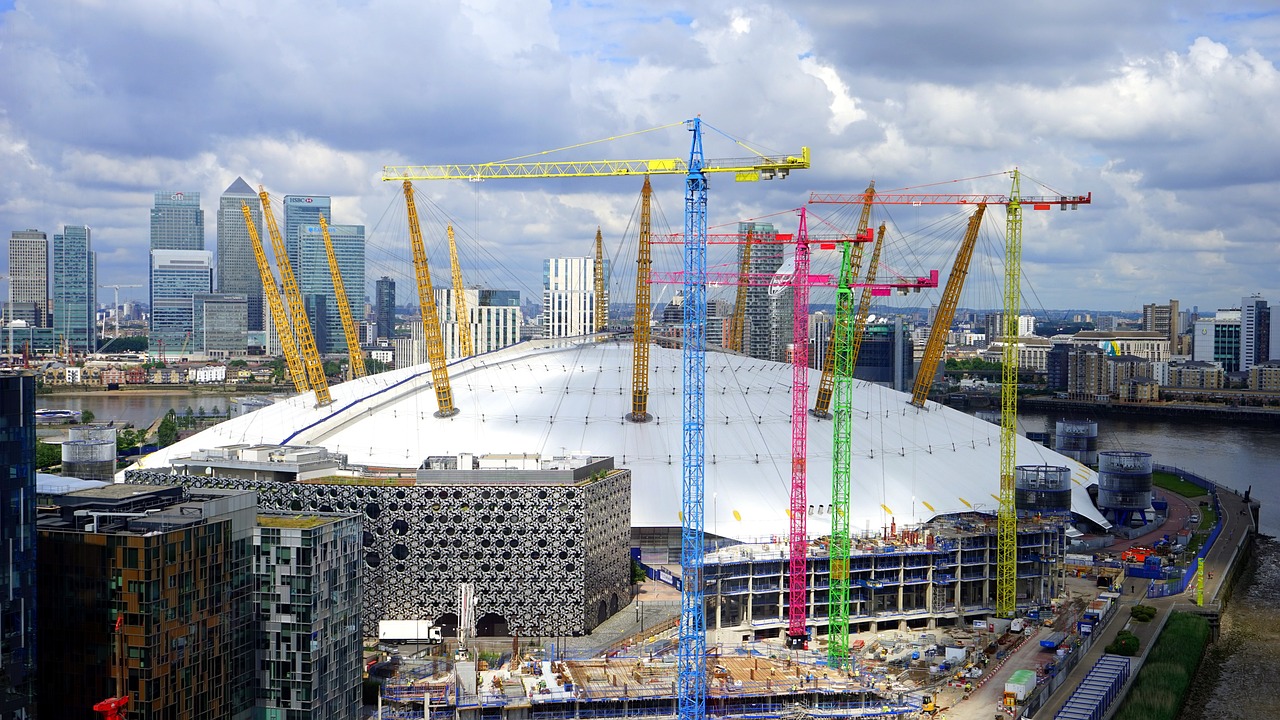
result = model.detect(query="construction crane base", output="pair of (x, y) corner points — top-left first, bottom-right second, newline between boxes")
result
(807, 409), (832, 420)
(626, 412), (653, 423)
(434, 408), (461, 419)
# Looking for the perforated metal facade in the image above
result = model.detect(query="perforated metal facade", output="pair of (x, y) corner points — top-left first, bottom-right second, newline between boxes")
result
(128, 462), (632, 638)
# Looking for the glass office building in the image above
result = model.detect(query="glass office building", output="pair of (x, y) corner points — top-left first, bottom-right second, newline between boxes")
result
(297, 223), (364, 355)
(0, 372), (37, 718)
(52, 225), (96, 354)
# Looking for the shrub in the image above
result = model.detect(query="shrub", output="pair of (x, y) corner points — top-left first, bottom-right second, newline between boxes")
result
(1131, 605), (1158, 622)
(1107, 630), (1140, 656)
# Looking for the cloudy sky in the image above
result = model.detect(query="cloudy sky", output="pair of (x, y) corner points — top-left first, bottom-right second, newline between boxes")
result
(1, 0), (1278, 316)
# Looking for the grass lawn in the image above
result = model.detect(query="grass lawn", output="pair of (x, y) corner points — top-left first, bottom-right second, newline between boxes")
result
(1152, 471), (1208, 499)
(1114, 612), (1211, 720)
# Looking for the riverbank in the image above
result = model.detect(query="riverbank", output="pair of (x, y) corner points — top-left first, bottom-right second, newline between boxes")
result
(37, 384), (283, 397)
(1018, 397), (1280, 426)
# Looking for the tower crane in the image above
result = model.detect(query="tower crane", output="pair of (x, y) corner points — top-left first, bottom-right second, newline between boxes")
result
(258, 187), (332, 406)
(385, 120), (808, 720)
(810, 175), (1091, 617)
(242, 203), (309, 394)
(594, 227), (608, 332)
(319, 215), (367, 379)
(446, 225), (474, 358)
(93, 615), (128, 720)
(727, 227), (754, 353)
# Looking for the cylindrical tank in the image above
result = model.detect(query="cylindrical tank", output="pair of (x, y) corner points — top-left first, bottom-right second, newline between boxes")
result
(1015, 465), (1072, 515)
(1054, 420), (1098, 466)
(1096, 451), (1153, 524)
(68, 425), (117, 444)
(61, 439), (116, 482)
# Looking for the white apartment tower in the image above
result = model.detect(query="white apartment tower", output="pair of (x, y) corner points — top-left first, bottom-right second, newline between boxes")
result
(543, 257), (606, 338)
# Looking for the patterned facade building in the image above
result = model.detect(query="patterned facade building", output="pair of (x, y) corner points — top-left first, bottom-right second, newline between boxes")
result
(253, 514), (362, 719)
(129, 455), (632, 637)
(8, 230), (48, 327)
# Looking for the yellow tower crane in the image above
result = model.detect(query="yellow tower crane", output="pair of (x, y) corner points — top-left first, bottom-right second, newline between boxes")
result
(241, 203), (308, 394)
(594, 227), (607, 332)
(811, 182), (876, 418)
(628, 177), (653, 422)
(909, 204), (985, 407)
(727, 227), (754, 353)
(319, 215), (367, 379)
(258, 187), (331, 406)
(446, 225), (474, 358)
(402, 181), (459, 417)
(847, 224), (887, 372)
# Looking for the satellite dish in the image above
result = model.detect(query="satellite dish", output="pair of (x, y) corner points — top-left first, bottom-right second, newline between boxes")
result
(866, 314), (878, 323)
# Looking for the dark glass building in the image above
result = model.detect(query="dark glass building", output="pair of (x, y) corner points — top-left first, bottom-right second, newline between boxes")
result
(0, 372), (37, 718)
(375, 276), (396, 340)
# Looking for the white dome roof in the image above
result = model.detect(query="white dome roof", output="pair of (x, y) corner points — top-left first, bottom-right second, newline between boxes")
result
(131, 337), (1107, 540)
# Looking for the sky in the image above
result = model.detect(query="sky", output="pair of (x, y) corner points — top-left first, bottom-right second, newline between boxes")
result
(1, 0), (1278, 315)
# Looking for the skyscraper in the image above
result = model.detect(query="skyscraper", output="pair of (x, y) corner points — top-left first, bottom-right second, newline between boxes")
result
(193, 293), (249, 358)
(52, 225), (96, 354)
(736, 222), (790, 362)
(297, 222), (364, 355)
(150, 250), (214, 354)
(542, 257), (599, 338)
(436, 287), (522, 359)
(375, 276), (396, 339)
(0, 371), (37, 717)
(8, 229), (48, 327)
(217, 177), (265, 331)
(1240, 294), (1270, 373)
(150, 191), (204, 250)
(283, 195), (331, 281)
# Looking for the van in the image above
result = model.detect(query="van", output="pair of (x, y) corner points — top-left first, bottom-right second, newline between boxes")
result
(1189, 514), (1200, 524)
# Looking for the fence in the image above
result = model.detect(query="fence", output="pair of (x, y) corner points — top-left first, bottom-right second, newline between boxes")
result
(1144, 465), (1223, 600)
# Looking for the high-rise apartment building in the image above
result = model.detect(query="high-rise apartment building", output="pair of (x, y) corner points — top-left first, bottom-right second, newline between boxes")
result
(151, 191), (204, 250)
(282, 196), (331, 281)
(1240, 294), (1270, 373)
(1193, 310), (1242, 372)
(375, 276), (396, 339)
(253, 514), (362, 719)
(736, 222), (791, 362)
(543, 256), (605, 338)
(52, 225), (96, 354)
(217, 178), (265, 331)
(150, 250), (214, 353)
(0, 372), (37, 718)
(1141, 298), (1180, 352)
(8, 229), (48, 327)
(436, 287), (522, 359)
(297, 222), (365, 355)
(38, 485), (257, 719)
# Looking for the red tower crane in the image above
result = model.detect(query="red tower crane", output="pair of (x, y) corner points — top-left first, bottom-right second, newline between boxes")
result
(93, 615), (129, 719)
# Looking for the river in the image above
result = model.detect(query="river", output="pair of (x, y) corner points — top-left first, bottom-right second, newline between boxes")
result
(1016, 410), (1278, 720)
(38, 390), (279, 430)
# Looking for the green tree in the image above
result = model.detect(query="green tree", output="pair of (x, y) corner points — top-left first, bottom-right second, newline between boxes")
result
(267, 357), (286, 383)
(227, 359), (248, 368)
(322, 360), (341, 378)
(117, 426), (143, 453)
(36, 442), (61, 469)
(183, 406), (195, 429)
(365, 358), (390, 375)
(157, 414), (178, 448)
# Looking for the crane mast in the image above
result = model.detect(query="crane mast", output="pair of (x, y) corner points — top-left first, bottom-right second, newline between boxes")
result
(258, 187), (332, 406)
(910, 204), (986, 407)
(728, 228), (754, 353)
(594, 227), (608, 332)
(678, 117), (709, 720)
(812, 182), (876, 418)
(319, 215), (367, 379)
(628, 178), (653, 422)
(242, 203), (308, 394)
(787, 209), (812, 648)
(998, 172), (1023, 617)
(446, 225), (474, 358)
(402, 181), (459, 417)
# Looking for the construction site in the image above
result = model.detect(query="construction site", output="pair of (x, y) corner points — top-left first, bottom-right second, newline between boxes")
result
(116, 119), (1114, 720)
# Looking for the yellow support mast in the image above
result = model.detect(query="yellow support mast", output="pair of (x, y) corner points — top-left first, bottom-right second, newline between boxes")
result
(812, 182), (875, 418)
(910, 204), (986, 408)
(997, 171), (1023, 617)
(728, 228), (754, 353)
(257, 188), (331, 406)
(403, 181), (459, 417)
(847, 224), (887, 370)
(446, 225), (474, 358)
(241, 203), (308, 394)
(594, 227), (607, 332)
(628, 177), (653, 422)
(319, 215), (366, 379)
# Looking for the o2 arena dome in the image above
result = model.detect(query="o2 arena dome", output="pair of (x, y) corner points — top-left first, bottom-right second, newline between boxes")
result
(129, 337), (1108, 538)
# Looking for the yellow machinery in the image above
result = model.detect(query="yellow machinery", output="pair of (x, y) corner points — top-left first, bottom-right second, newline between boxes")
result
(909, 204), (986, 407)
(446, 225), (474, 358)
(319, 215), (366, 379)
(258, 187), (331, 406)
(728, 227), (753, 353)
(402, 181), (459, 417)
(846, 224), (886, 375)
(594, 227), (607, 332)
(811, 182), (875, 417)
(383, 126), (809, 424)
(241, 203), (308, 394)
(628, 178), (653, 422)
